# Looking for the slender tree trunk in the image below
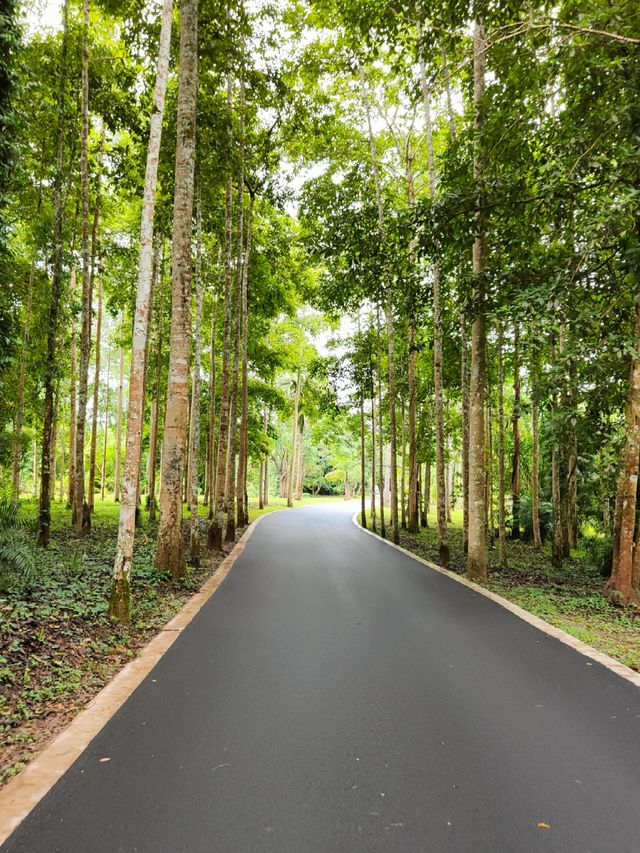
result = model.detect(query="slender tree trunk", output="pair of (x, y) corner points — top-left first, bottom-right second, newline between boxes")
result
(88, 277), (102, 511)
(12, 260), (36, 499)
(206, 303), (217, 518)
(376, 314), (386, 538)
(419, 26), (448, 563)
(606, 302), (640, 605)
(531, 346), (542, 547)
(497, 324), (507, 566)
(370, 395), (377, 531)
(287, 373), (301, 508)
(400, 398), (407, 529)
(237, 190), (252, 527)
(361, 66), (398, 542)
(225, 180), (243, 542)
(209, 99), (233, 551)
(50, 393), (59, 502)
(424, 462), (431, 523)
(114, 329), (124, 501)
(67, 269), (77, 509)
(154, 0), (198, 579)
(567, 359), (578, 549)
(461, 317), (470, 552)
(38, 0), (69, 546)
(467, 16), (488, 581)
(295, 416), (304, 501)
(59, 402), (66, 502)
(100, 345), (110, 502)
(189, 186), (204, 563)
(405, 150), (419, 534)
(33, 437), (38, 498)
(109, 0), (174, 616)
(72, 0), (93, 536)
(510, 324), (521, 539)
(360, 390), (367, 528)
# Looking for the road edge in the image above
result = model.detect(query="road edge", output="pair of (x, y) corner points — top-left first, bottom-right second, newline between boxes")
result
(352, 512), (640, 689)
(0, 515), (264, 846)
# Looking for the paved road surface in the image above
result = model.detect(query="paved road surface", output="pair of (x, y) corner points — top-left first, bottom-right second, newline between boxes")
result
(3, 502), (640, 852)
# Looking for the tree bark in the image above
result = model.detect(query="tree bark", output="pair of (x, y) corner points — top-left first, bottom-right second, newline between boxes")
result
(109, 0), (174, 617)
(208, 84), (233, 551)
(606, 302), (640, 605)
(38, 0), (69, 546)
(12, 259), (36, 499)
(72, 0), (93, 536)
(419, 25), (448, 563)
(206, 298), (217, 518)
(113, 328), (124, 501)
(154, 0), (198, 580)
(189, 185), (204, 563)
(287, 373), (301, 508)
(400, 397), (407, 529)
(510, 324), (521, 539)
(295, 415), (304, 501)
(88, 276), (102, 511)
(376, 313), (386, 539)
(225, 177), (243, 542)
(497, 323), (507, 566)
(237, 190), (252, 527)
(467, 15), (488, 582)
(531, 344), (542, 547)
(100, 344), (110, 502)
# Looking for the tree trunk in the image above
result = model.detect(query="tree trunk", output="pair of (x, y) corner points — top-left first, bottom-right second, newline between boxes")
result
(376, 314), (386, 539)
(208, 97), (233, 552)
(424, 462), (431, 524)
(467, 16), (488, 582)
(12, 259), (36, 499)
(88, 276), (102, 511)
(531, 346), (542, 547)
(295, 415), (304, 501)
(110, 0), (174, 617)
(114, 329), (124, 501)
(567, 359), (578, 549)
(206, 301), (217, 518)
(225, 176), (243, 543)
(419, 26), (448, 563)
(189, 186), (204, 563)
(100, 345), (110, 502)
(510, 324), (521, 539)
(38, 0), (69, 546)
(72, 0), (93, 536)
(360, 389), (367, 529)
(237, 192), (253, 527)
(287, 373), (301, 508)
(497, 324), (507, 566)
(461, 316), (469, 552)
(400, 397), (407, 529)
(59, 401), (66, 502)
(606, 302), (640, 605)
(154, 0), (198, 580)
(361, 66), (397, 542)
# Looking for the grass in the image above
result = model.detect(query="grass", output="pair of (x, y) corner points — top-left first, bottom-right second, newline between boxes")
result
(360, 507), (640, 673)
(0, 491), (344, 787)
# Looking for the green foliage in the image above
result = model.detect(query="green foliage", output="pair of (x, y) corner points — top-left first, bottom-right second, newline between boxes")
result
(0, 498), (36, 593)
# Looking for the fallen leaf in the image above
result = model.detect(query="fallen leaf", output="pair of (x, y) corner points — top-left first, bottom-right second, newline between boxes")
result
(537, 822), (550, 829)
(99, 757), (111, 763)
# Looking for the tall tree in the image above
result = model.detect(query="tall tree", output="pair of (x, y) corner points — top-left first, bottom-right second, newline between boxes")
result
(155, 0), (199, 578)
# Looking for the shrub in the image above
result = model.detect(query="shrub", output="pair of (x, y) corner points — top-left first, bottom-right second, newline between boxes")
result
(0, 498), (37, 594)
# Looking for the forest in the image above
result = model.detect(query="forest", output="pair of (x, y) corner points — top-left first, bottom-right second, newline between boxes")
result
(0, 0), (639, 786)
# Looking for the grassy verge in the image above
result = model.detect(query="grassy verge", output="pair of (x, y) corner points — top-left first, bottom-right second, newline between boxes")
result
(359, 508), (640, 672)
(1, 493), (339, 787)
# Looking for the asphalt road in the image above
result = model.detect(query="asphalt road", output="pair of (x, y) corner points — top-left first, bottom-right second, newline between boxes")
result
(4, 502), (640, 852)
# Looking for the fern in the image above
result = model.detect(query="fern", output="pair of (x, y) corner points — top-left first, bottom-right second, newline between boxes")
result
(0, 498), (37, 594)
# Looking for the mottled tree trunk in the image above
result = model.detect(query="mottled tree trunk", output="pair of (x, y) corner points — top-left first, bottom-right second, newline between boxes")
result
(461, 317), (469, 553)
(510, 325), (521, 539)
(287, 373), (301, 509)
(38, 0), (69, 546)
(225, 177), (243, 542)
(154, 0), (198, 579)
(295, 416), (304, 501)
(420, 26), (448, 563)
(12, 259), (36, 499)
(88, 277), (102, 511)
(189, 187), (204, 563)
(606, 302), (640, 605)
(206, 305), (217, 518)
(497, 324), (507, 566)
(67, 268), (77, 509)
(110, 0), (174, 619)
(208, 151), (233, 550)
(360, 387), (367, 529)
(100, 345), (110, 502)
(531, 347), (542, 547)
(400, 398), (407, 529)
(237, 192), (253, 527)
(72, 0), (93, 536)
(376, 315), (386, 539)
(567, 361), (578, 550)
(551, 339), (564, 568)
(114, 331), (124, 501)
(467, 16), (488, 582)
